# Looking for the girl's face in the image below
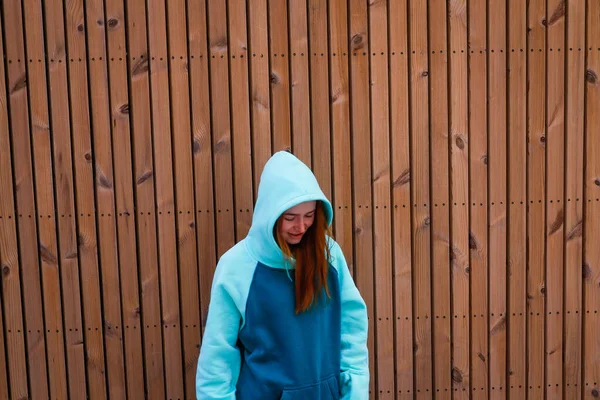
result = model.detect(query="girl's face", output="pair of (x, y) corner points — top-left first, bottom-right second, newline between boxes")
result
(278, 201), (317, 245)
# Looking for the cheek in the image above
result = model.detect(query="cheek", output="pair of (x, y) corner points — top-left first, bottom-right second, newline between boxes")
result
(279, 220), (293, 235)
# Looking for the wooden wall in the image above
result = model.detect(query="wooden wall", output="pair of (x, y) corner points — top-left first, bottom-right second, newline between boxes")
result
(0, 0), (599, 399)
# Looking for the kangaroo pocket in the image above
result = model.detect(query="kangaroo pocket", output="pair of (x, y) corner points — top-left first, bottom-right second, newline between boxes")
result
(280, 375), (340, 400)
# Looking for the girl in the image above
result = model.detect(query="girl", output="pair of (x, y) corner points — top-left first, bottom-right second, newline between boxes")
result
(196, 151), (369, 399)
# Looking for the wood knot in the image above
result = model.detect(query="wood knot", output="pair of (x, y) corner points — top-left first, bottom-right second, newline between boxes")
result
(469, 232), (478, 250)
(107, 18), (119, 28)
(583, 262), (592, 280)
(84, 152), (92, 161)
(193, 137), (201, 154)
(11, 73), (27, 94)
(465, 266), (470, 274)
(132, 57), (149, 76)
(97, 19), (104, 26)
(77, 24), (84, 32)
(214, 138), (230, 154)
(592, 389), (599, 397)
(351, 33), (365, 50)
(455, 134), (465, 150)
(270, 72), (280, 85)
(478, 352), (486, 362)
(586, 69), (598, 84)
(2, 266), (9, 276)
(422, 71), (428, 77)
(393, 169), (410, 187)
(452, 367), (463, 383)
(540, 135), (546, 144)
(136, 170), (153, 185)
(481, 154), (488, 165)
(119, 104), (129, 114)
(595, 178), (600, 186)
(540, 285), (545, 295)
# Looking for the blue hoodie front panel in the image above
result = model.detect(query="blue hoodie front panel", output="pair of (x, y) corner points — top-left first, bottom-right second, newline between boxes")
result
(236, 263), (341, 399)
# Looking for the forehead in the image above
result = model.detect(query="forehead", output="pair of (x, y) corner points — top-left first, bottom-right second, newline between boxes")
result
(283, 201), (317, 215)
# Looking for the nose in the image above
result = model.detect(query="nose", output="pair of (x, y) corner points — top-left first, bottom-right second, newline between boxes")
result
(296, 218), (307, 233)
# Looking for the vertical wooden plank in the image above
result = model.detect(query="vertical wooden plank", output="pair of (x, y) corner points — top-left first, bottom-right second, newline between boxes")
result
(85, 1), (127, 397)
(0, 5), (30, 398)
(166, 0), (202, 396)
(348, 0), (375, 396)
(527, 0), (547, 397)
(268, 0), (291, 151)
(64, 1), (109, 398)
(448, 0), (470, 397)
(0, 295), (8, 399)
(309, 0), (331, 198)
(43, 1), (88, 397)
(545, 0), (566, 397)
(207, 0), (235, 257)
(584, 1), (600, 398)
(468, 0), (488, 396)
(187, 0), (217, 329)
(227, 0), (254, 239)
(145, 0), (185, 396)
(389, 1), (413, 397)
(408, 0), (433, 396)
(564, 0), (585, 398)
(369, 1), (393, 398)
(0, 14), (18, 398)
(21, 0), (70, 397)
(124, 0), (165, 397)
(507, 0), (527, 397)
(428, 1), (451, 397)
(488, 1), (507, 398)
(288, 0), (311, 165)
(328, 0), (353, 272)
(247, 0), (272, 196)
(103, 0), (146, 395)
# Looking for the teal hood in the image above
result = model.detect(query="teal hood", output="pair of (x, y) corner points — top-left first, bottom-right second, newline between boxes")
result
(244, 151), (333, 268)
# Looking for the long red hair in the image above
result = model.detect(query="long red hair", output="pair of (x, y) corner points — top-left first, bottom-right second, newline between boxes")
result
(275, 201), (332, 313)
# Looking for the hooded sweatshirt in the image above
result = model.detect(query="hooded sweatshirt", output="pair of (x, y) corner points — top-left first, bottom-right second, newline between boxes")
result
(196, 151), (369, 400)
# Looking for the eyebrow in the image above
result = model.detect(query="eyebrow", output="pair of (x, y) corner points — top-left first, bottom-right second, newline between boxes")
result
(283, 209), (316, 216)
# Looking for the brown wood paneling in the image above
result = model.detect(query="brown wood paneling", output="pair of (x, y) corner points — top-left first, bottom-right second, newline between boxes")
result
(0, 2), (596, 399)
(584, 1), (600, 398)
(564, 1), (586, 398)
(348, 0), (375, 395)
(0, 3), (35, 398)
(125, 0), (165, 397)
(21, 0), (69, 397)
(64, 1), (108, 398)
(428, 0), (451, 397)
(389, 1), (413, 398)
(408, 0), (433, 396)
(507, 0), (528, 398)
(369, 0), (393, 397)
(488, 2), (508, 398)
(289, 0), (311, 166)
(146, 0), (184, 397)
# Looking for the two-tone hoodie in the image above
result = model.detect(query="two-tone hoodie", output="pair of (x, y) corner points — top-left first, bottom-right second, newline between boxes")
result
(196, 151), (369, 399)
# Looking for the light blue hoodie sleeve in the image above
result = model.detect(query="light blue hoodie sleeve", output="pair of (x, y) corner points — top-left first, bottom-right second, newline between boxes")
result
(330, 241), (370, 400)
(196, 244), (256, 399)
(195, 279), (241, 399)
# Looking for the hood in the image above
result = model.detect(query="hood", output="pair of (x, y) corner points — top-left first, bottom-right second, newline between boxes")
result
(244, 151), (333, 268)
